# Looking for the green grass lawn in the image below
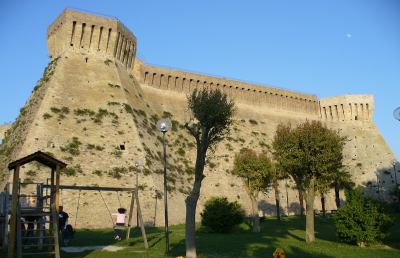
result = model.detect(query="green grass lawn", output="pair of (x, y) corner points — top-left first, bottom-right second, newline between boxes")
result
(3, 215), (400, 258)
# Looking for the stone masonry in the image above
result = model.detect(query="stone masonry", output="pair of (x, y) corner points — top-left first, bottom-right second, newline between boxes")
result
(0, 9), (397, 228)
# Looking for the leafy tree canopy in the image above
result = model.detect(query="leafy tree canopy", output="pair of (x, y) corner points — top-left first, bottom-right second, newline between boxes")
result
(231, 149), (274, 197)
(186, 88), (235, 148)
(273, 120), (346, 192)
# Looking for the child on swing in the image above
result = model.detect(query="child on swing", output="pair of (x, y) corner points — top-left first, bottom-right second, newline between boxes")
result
(112, 207), (127, 240)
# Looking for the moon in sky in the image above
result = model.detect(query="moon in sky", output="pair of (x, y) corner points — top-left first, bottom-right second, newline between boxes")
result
(346, 33), (352, 38)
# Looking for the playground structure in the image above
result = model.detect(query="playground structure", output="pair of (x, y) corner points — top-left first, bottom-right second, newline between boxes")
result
(0, 151), (148, 258)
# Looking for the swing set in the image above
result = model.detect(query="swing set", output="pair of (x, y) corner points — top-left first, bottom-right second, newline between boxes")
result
(49, 184), (148, 244)
(3, 151), (148, 258)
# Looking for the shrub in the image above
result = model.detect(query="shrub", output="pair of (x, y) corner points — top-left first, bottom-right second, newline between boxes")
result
(249, 119), (258, 125)
(50, 106), (69, 120)
(111, 147), (123, 158)
(43, 113), (52, 119)
(176, 148), (185, 156)
(60, 137), (81, 156)
(201, 197), (245, 233)
(95, 145), (104, 151)
(162, 111), (173, 118)
(26, 170), (37, 177)
(171, 120), (179, 132)
(107, 101), (120, 106)
(134, 109), (146, 117)
(333, 187), (394, 246)
(108, 83), (120, 88)
(86, 144), (95, 150)
(61, 164), (83, 176)
(93, 170), (103, 176)
(108, 166), (128, 179)
(74, 108), (95, 116)
(123, 103), (133, 114)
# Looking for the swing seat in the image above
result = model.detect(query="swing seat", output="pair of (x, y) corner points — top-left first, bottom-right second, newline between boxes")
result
(113, 225), (127, 230)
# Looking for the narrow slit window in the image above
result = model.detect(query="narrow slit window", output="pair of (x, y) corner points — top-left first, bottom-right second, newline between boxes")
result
(98, 26), (103, 50)
(114, 32), (121, 57)
(106, 28), (112, 52)
(80, 23), (86, 48)
(89, 25), (95, 49)
(70, 21), (76, 46)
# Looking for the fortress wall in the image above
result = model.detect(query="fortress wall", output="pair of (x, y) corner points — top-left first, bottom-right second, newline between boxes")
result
(137, 63), (320, 117)
(47, 9), (137, 69)
(319, 95), (374, 122)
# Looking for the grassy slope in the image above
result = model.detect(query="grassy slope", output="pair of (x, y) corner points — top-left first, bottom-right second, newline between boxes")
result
(23, 215), (397, 258)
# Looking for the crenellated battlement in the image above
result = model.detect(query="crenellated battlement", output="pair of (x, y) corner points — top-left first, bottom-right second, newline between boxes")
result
(47, 9), (137, 69)
(319, 95), (374, 122)
(135, 62), (320, 116)
(45, 10), (374, 121)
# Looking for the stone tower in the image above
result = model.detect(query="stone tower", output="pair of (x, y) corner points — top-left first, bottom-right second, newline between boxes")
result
(47, 9), (136, 69)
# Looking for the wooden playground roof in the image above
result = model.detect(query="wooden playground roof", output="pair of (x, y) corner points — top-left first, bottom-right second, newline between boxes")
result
(8, 151), (67, 170)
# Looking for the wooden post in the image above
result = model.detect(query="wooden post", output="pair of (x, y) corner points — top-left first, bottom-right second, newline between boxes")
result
(125, 191), (135, 240)
(49, 168), (55, 253)
(54, 165), (61, 258)
(49, 168), (55, 232)
(16, 204), (21, 258)
(2, 183), (9, 249)
(55, 165), (60, 212)
(135, 189), (148, 249)
(8, 165), (20, 258)
(51, 201), (60, 258)
(37, 184), (44, 250)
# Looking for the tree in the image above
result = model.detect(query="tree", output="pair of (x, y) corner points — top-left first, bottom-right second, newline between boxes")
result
(334, 187), (393, 246)
(201, 197), (245, 233)
(184, 88), (235, 258)
(272, 165), (287, 220)
(272, 121), (346, 243)
(317, 168), (353, 217)
(231, 149), (274, 232)
(272, 124), (306, 216)
(332, 168), (354, 209)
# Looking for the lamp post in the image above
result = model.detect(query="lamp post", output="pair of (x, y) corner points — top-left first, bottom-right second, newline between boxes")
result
(285, 179), (289, 216)
(393, 161), (398, 187)
(376, 174), (381, 200)
(157, 118), (171, 254)
(135, 160), (142, 228)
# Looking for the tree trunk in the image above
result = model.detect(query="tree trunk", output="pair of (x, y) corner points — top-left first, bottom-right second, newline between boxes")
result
(185, 142), (207, 258)
(298, 189), (305, 216)
(321, 194), (326, 217)
(334, 184), (340, 209)
(273, 180), (281, 220)
(250, 196), (260, 233)
(185, 192), (200, 258)
(305, 179), (315, 243)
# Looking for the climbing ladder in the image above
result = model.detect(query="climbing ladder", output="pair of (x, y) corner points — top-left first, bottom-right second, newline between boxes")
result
(15, 192), (60, 258)
(6, 151), (66, 258)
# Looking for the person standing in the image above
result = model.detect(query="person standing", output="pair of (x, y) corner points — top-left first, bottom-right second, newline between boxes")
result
(58, 206), (69, 232)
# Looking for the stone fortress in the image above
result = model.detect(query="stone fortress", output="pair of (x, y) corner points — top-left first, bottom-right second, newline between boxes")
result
(0, 9), (397, 228)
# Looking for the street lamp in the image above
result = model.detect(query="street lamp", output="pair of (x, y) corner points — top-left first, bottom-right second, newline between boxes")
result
(393, 107), (400, 122)
(393, 161), (398, 187)
(285, 178), (289, 216)
(135, 160), (142, 228)
(157, 118), (171, 254)
(376, 174), (382, 200)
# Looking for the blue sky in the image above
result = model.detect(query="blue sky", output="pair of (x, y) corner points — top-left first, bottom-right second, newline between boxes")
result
(0, 1), (399, 158)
